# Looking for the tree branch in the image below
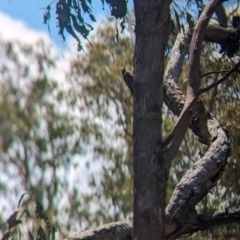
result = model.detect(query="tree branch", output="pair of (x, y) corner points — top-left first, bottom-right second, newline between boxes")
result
(66, 208), (240, 240)
(170, 208), (240, 239)
(165, 123), (230, 238)
(215, 3), (228, 27)
(190, 209), (240, 233)
(201, 70), (229, 78)
(163, 23), (240, 144)
(163, 0), (222, 166)
(205, 25), (240, 57)
(66, 220), (132, 240)
(162, 1), (231, 238)
(204, 24), (238, 44)
(199, 60), (240, 94)
(164, 25), (191, 84)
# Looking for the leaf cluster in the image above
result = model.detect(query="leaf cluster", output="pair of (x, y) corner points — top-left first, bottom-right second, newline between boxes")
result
(1, 193), (57, 240)
(0, 37), (82, 235)
(44, 0), (128, 51)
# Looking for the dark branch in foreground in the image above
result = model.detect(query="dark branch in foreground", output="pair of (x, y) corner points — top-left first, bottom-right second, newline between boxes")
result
(66, 208), (240, 240)
(161, 0), (221, 166)
(215, 3), (228, 27)
(201, 70), (229, 78)
(204, 25), (240, 57)
(199, 60), (240, 94)
(189, 209), (240, 233)
(66, 220), (132, 240)
(204, 25), (238, 44)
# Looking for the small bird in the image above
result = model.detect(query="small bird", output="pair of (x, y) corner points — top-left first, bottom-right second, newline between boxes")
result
(121, 67), (134, 95)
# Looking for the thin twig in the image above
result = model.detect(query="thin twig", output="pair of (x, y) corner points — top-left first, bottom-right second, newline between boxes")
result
(201, 70), (229, 78)
(199, 60), (240, 94)
(18, 193), (33, 219)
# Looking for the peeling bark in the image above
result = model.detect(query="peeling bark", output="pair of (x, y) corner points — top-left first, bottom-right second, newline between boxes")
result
(165, 123), (230, 239)
(66, 221), (132, 240)
(67, 207), (240, 240)
(164, 26), (191, 84)
(204, 25), (238, 44)
(163, 1), (231, 238)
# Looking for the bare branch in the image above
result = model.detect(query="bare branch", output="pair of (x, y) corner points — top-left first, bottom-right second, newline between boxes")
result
(201, 70), (229, 78)
(165, 208), (240, 239)
(164, 48), (231, 239)
(66, 220), (132, 240)
(196, 209), (240, 230)
(162, 23), (240, 144)
(204, 25), (238, 44)
(163, 0), (222, 165)
(205, 25), (240, 57)
(215, 3), (228, 27)
(163, 21), (209, 144)
(164, 25), (191, 84)
(199, 60), (240, 94)
(65, 207), (240, 240)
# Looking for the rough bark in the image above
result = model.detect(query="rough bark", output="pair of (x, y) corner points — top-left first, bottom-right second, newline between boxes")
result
(65, 221), (132, 240)
(164, 26), (191, 84)
(67, 207), (240, 240)
(204, 24), (239, 44)
(165, 123), (230, 239)
(163, 1), (231, 237)
(132, 0), (172, 239)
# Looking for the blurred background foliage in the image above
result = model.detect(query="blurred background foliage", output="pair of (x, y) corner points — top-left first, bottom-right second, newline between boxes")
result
(1, 5), (240, 239)
(0, 15), (135, 237)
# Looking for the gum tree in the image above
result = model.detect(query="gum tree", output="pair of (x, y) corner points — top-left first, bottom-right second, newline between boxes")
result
(64, 0), (240, 239)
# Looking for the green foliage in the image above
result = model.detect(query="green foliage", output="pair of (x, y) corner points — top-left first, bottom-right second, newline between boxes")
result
(66, 15), (135, 228)
(44, 0), (128, 51)
(0, 194), (57, 240)
(0, 37), (82, 236)
(0, 14), (135, 234)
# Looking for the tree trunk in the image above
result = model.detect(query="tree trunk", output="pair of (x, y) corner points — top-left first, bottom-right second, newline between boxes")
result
(132, 0), (171, 239)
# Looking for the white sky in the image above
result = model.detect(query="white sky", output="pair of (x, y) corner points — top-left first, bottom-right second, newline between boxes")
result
(0, 10), (93, 215)
(0, 11), (51, 44)
(0, 8), (115, 211)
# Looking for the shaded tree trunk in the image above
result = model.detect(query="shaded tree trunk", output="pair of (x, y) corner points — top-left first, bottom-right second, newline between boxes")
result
(132, 0), (171, 239)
